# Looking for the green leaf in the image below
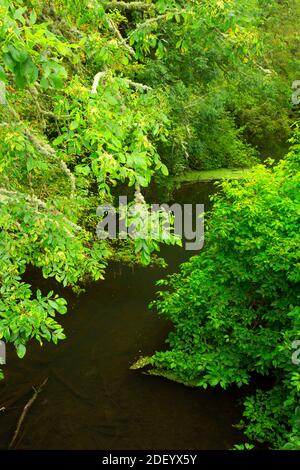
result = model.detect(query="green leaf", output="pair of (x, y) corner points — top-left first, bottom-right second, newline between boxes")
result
(75, 165), (90, 176)
(70, 120), (79, 130)
(26, 157), (37, 172)
(13, 7), (27, 23)
(8, 45), (28, 63)
(40, 76), (49, 89)
(30, 9), (37, 25)
(0, 66), (6, 82)
(16, 344), (26, 359)
(161, 164), (169, 176)
(14, 65), (27, 89)
(49, 74), (65, 89)
(3, 53), (15, 72)
(23, 58), (38, 84)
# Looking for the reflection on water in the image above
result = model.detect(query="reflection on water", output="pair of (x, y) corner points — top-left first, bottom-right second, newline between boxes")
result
(0, 181), (246, 450)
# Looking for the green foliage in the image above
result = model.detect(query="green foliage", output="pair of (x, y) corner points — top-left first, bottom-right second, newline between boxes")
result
(0, 0), (172, 377)
(148, 127), (300, 448)
(52, 75), (169, 190)
(122, 190), (182, 265)
(0, 0), (299, 424)
(232, 443), (255, 450)
(0, 186), (108, 366)
(135, 0), (299, 171)
(0, 0), (70, 90)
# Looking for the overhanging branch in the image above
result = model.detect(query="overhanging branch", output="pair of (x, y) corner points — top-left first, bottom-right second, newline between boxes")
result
(107, 18), (136, 57)
(0, 188), (82, 233)
(121, 8), (187, 46)
(5, 106), (76, 199)
(91, 71), (152, 94)
(105, 1), (152, 11)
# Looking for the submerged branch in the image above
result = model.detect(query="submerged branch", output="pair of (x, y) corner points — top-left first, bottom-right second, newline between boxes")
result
(9, 378), (48, 449)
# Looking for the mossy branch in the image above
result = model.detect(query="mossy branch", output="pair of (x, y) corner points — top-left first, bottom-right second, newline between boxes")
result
(107, 18), (136, 57)
(91, 71), (151, 94)
(6, 106), (76, 199)
(105, 1), (152, 11)
(0, 188), (82, 233)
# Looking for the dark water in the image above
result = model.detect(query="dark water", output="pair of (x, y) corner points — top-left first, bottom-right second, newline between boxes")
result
(0, 181), (247, 450)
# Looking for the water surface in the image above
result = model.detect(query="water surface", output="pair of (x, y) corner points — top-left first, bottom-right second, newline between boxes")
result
(0, 181), (246, 450)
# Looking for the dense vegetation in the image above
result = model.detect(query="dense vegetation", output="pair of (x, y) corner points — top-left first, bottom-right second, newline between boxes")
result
(0, 0), (299, 450)
(141, 128), (300, 449)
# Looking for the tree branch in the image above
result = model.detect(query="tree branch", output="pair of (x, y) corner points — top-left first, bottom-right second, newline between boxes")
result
(91, 71), (108, 94)
(107, 18), (136, 57)
(9, 378), (48, 449)
(24, 130), (76, 198)
(121, 8), (187, 46)
(124, 78), (152, 91)
(91, 71), (152, 94)
(0, 188), (82, 233)
(4, 105), (76, 199)
(60, 160), (76, 199)
(105, 1), (152, 11)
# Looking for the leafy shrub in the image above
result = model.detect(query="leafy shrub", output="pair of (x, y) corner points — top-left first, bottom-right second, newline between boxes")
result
(148, 126), (300, 448)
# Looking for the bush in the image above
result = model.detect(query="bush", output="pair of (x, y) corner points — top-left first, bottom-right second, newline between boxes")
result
(148, 126), (300, 448)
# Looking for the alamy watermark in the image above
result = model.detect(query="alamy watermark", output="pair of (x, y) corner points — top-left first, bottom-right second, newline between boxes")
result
(292, 80), (300, 105)
(0, 80), (6, 105)
(292, 340), (300, 366)
(96, 196), (204, 251)
(0, 341), (6, 365)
